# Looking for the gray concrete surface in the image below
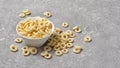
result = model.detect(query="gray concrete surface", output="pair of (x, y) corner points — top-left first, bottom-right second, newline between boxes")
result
(0, 0), (120, 68)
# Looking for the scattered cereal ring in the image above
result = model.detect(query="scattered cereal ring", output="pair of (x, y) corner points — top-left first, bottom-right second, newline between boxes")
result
(43, 46), (52, 52)
(40, 51), (49, 57)
(44, 53), (52, 59)
(53, 46), (60, 51)
(84, 36), (92, 42)
(62, 22), (69, 28)
(73, 26), (78, 30)
(66, 30), (73, 34)
(69, 33), (76, 38)
(44, 12), (52, 18)
(22, 49), (30, 56)
(21, 46), (29, 51)
(62, 49), (69, 54)
(73, 46), (81, 54)
(68, 38), (74, 43)
(23, 9), (31, 15)
(66, 43), (73, 48)
(10, 44), (18, 52)
(73, 26), (81, 33)
(55, 28), (62, 34)
(29, 47), (38, 55)
(55, 50), (63, 56)
(61, 33), (68, 40)
(14, 38), (22, 43)
(19, 13), (25, 18)
(74, 28), (81, 33)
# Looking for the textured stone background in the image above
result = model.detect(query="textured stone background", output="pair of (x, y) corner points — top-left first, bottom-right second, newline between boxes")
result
(0, 0), (120, 68)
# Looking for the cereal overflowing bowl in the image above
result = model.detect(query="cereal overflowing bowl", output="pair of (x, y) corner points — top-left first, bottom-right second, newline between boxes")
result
(16, 17), (54, 47)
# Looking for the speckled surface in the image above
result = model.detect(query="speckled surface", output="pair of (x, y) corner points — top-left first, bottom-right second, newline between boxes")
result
(0, 0), (120, 68)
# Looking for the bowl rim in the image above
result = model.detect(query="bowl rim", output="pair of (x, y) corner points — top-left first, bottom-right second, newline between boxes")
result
(16, 16), (55, 40)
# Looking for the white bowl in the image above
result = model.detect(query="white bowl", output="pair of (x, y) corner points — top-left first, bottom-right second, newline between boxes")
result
(16, 17), (55, 47)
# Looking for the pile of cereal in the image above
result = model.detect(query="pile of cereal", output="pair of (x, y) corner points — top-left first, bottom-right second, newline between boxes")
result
(10, 9), (92, 59)
(17, 17), (52, 39)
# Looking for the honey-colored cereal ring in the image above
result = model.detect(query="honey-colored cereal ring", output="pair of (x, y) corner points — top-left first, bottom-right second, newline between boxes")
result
(62, 22), (69, 28)
(62, 49), (69, 54)
(66, 43), (73, 48)
(29, 47), (38, 55)
(84, 36), (92, 42)
(22, 49), (30, 56)
(10, 44), (18, 52)
(55, 50), (63, 56)
(73, 46), (81, 54)
(44, 53), (52, 59)
(14, 38), (22, 43)
(40, 51), (49, 57)
(21, 46), (29, 51)
(43, 12), (52, 18)
(43, 46), (52, 52)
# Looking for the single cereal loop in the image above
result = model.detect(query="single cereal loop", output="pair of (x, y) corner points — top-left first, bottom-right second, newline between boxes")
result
(69, 33), (75, 38)
(19, 13), (25, 18)
(10, 44), (18, 52)
(55, 50), (63, 56)
(84, 36), (92, 42)
(23, 9), (31, 15)
(74, 28), (82, 33)
(22, 49), (30, 56)
(55, 28), (62, 34)
(21, 46), (29, 51)
(73, 46), (81, 54)
(73, 26), (78, 30)
(43, 46), (52, 52)
(44, 12), (52, 18)
(53, 46), (59, 51)
(66, 43), (73, 48)
(40, 51), (49, 56)
(62, 49), (69, 54)
(68, 38), (74, 43)
(61, 33), (68, 40)
(62, 22), (69, 28)
(66, 30), (73, 34)
(44, 53), (52, 59)
(14, 38), (22, 43)
(25, 12), (31, 15)
(29, 47), (38, 55)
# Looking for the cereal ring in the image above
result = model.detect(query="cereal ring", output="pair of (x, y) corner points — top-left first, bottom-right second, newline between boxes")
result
(69, 33), (75, 38)
(55, 50), (63, 56)
(74, 28), (81, 33)
(68, 38), (74, 43)
(44, 53), (52, 59)
(21, 46), (29, 51)
(73, 46), (81, 54)
(43, 46), (52, 52)
(44, 12), (52, 18)
(23, 9), (31, 15)
(22, 49), (30, 56)
(14, 38), (22, 43)
(40, 51), (49, 57)
(66, 30), (73, 34)
(84, 36), (92, 42)
(62, 49), (69, 54)
(53, 46), (60, 51)
(62, 22), (69, 28)
(66, 43), (73, 48)
(29, 47), (38, 55)
(55, 28), (62, 34)
(19, 13), (25, 18)
(10, 44), (18, 52)
(73, 26), (78, 30)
